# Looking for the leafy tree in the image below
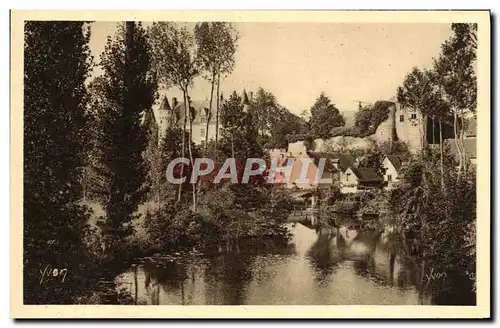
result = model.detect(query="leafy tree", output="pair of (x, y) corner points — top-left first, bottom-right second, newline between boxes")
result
(309, 92), (345, 139)
(358, 150), (386, 177)
(142, 106), (162, 208)
(267, 108), (306, 149)
(388, 153), (476, 304)
(91, 22), (157, 253)
(194, 22), (238, 154)
(194, 23), (238, 155)
(353, 104), (373, 133)
(24, 21), (93, 303)
(250, 87), (280, 139)
(145, 125), (195, 209)
(149, 22), (200, 208)
(433, 23), (477, 176)
(352, 101), (393, 137)
(397, 68), (448, 152)
(219, 91), (262, 159)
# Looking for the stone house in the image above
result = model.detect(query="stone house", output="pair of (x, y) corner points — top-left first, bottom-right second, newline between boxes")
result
(340, 166), (384, 194)
(381, 154), (403, 189)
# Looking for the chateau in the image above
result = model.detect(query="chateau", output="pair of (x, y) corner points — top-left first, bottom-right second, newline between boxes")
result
(154, 91), (252, 146)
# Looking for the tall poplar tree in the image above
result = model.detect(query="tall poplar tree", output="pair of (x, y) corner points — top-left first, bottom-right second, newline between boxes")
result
(91, 22), (157, 252)
(24, 21), (92, 303)
(194, 22), (238, 155)
(149, 22), (199, 209)
(433, 23), (477, 176)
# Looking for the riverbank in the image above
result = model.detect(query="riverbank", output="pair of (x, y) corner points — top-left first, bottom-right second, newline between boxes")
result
(110, 222), (426, 305)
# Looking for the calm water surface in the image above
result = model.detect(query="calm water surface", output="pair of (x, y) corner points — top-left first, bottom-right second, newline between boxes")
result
(114, 223), (424, 305)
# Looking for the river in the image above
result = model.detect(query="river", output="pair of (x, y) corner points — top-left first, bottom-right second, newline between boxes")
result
(113, 222), (428, 305)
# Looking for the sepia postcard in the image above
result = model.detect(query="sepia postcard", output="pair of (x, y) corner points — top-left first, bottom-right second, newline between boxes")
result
(10, 10), (491, 319)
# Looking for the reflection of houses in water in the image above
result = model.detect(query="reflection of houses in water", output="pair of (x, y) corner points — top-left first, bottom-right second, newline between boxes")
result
(292, 221), (418, 291)
(337, 226), (358, 245)
(306, 233), (342, 282)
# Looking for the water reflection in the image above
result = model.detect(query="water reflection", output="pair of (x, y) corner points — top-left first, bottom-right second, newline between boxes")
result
(115, 223), (422, 305)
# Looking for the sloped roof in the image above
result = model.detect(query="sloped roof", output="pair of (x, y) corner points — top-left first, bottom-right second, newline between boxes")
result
(350, 167), (383, 182)
(159, 95), (171, 111)
(313, 152), (356, 172)
(331, 153), (356, 172)
(172, 98), (218, 124)
(306, 151), (336, 172)
(386, 154), (402, 171)
(241, 90), (250, 105)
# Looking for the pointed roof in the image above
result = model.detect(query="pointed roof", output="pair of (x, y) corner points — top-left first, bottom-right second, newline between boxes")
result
(171, 98), (218, 124)
(309, 152), (355, 172)
(142, 107), (156, 126)
(160, 95), (172, 111)
(386, 154), (402, 171)
(241, 90), (250, 106)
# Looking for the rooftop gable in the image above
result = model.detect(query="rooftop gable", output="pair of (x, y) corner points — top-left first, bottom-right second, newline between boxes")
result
(350, 166), (383, 182)
(385, 154), (402, 171)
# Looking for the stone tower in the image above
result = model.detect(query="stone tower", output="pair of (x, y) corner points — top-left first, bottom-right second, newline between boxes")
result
(373, 101), (397, 144)
(241, 90), (251, 113)
(395, 103), (424, 154)
(156, 95), (175, 145)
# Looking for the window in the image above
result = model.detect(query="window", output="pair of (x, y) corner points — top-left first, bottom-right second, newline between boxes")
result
(346, 173), (351, 182)
(387, 174), (392, 182)
(411, 113), (417, 120)
(201, 140), (205, 147)
(201, 116), (206, 124)
(219, 127), (223, 135)
(399, 115), (404, 122)
(200, 128), (205, 136)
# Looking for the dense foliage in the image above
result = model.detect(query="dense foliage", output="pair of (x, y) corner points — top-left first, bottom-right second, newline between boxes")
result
(308, 93), (345, 139)
(387, 151), (476, 304)
(24, 21), (94, 304)
(90, 22), (157, 256)
(23, 20), (477, 306)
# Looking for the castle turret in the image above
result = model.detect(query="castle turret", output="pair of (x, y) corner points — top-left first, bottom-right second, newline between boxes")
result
(161, 95), (171, 111)
(241, 90), (251, 113)
(373, 101), (397, 144)
(157, 95), (175, 144)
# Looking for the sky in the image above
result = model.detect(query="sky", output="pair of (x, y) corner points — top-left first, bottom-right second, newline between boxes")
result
(89, 22), (452, 114)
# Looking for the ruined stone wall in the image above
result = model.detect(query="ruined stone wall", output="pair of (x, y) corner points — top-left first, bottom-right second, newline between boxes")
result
(287, 102), (423, 155)
(373, 103), (397, 144)
(394, 104), (423, 154)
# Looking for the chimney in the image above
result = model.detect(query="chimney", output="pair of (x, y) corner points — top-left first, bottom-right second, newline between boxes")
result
(172, 97), (178, 108)
(250, 92), (253, 101)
